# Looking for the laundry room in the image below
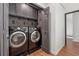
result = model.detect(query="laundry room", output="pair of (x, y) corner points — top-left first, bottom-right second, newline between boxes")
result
(8, 3), (49, 56)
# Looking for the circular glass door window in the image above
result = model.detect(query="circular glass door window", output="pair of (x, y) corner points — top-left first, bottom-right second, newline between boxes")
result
(10, 31), (27, 48)
(31, 31), (40, 43)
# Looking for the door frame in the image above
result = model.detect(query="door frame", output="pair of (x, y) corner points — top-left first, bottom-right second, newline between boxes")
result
(65, 10), (79, 45)
(0, 3), (4, 56)
(3, 3), (9, 56)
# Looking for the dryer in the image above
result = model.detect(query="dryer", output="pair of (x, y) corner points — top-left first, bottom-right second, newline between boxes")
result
(9, 27), (28, 56)
(28, 27), (41, 54)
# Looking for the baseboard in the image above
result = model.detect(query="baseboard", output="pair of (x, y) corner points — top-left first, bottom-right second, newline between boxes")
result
(49, 45), (65, 55)
(41, 44), (65, 56)
(55, 46), (64, 55)
(72, 39), (79, 42)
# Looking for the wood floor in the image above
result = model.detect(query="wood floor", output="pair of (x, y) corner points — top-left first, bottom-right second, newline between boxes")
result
(30, 49), (53, 56)
(31, 39), (79, 56)
(58, 39), (79, 56)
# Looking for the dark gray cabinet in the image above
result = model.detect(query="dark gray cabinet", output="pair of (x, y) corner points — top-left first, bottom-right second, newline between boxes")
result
(9, 3), (16, 14)
(9, 3), (38, 19)
(9, 3), (38, 27)
(38, 7), (50, 52)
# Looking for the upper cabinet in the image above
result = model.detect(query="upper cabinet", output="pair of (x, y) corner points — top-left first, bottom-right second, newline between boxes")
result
(9, 3), (16, 14)
(9, 3), (38, 20)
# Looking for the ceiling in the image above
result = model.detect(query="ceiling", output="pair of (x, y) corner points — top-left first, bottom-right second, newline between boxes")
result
(34, 3), (79, 13)
(62, 3), (79, 13)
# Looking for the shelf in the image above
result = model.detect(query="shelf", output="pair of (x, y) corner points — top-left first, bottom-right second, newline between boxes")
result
(9, 13), (38, 21)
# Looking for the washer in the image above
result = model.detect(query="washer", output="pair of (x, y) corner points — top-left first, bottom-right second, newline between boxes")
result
(9, 27), (28, 56)
(28, 27), (41, 54)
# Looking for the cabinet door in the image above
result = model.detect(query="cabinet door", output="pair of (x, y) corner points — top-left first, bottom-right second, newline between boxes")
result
(16, 4), (29, 17)
(16, 3), (38, 19)
(38, 7), (50, 52)
(42, 15), (49, 52)
(9, 3), (38, 19)
(9, 3), (16, 14)
(38, 10), (44, 27)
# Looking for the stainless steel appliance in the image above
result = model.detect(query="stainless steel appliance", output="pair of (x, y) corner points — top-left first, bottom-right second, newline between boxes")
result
(9, 27), (28, 56)
(28, 27), (41, 54)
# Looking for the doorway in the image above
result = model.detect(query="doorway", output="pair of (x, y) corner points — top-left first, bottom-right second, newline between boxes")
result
(65, 10), (79, 45)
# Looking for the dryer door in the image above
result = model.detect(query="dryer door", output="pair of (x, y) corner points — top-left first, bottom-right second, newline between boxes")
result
(10, 31), (27, 48)
(31, 31), (40, 43)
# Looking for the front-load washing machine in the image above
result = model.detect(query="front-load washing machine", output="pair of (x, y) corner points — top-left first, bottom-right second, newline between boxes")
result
(9, 27), (28, 56)
(28, 27), (41, 54)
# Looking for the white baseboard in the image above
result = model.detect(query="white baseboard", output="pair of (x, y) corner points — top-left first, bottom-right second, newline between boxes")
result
(55, 45), (64, 55)
(50, 45), (65, 55)
(72, 39), (79, 42)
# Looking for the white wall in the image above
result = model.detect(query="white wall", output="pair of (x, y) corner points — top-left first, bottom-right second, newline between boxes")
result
(73, 12), (79, 42)
(49, 3), (65, 55)
(67, 14), (73, 37)
(48, 4), (56, 53)
(55, 4), (65, 54)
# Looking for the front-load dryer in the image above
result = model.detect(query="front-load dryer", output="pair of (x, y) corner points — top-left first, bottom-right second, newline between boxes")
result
(9, 27), (28, 56)
(28, 27), (41, 54)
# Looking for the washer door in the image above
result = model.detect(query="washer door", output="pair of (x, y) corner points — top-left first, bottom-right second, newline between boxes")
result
(31, 31), (40, 43)
(10, 31), (27, 48)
